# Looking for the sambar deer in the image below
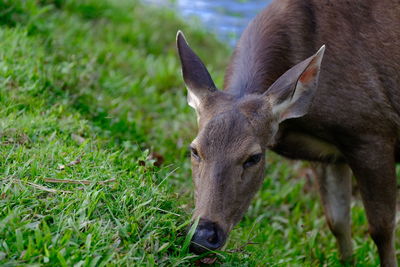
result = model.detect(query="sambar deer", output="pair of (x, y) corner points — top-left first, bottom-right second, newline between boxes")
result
(176, 0), (400, 265)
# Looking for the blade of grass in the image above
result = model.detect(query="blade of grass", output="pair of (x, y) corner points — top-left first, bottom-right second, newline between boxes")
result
(182, 217), (199, 252)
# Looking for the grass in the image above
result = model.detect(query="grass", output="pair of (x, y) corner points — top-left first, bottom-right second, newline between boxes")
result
(0, 0), (397, 266)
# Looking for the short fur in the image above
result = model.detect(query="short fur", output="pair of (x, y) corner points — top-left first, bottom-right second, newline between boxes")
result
(177, 0), (400, 265)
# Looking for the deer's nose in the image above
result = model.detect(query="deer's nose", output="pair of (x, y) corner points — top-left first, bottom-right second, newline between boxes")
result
(189, 219), (226, 254)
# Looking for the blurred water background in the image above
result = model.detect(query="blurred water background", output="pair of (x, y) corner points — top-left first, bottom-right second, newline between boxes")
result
(144, 0), (272, 47)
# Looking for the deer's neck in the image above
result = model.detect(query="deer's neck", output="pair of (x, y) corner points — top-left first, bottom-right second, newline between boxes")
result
(224, 0), (317, 97)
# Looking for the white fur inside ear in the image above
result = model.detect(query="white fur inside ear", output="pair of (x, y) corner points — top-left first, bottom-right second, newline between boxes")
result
(187, 88), (202, 124)
(187, 88), (201, 110)
(271, 81), (309, 122)
(271, 95), (291, 118)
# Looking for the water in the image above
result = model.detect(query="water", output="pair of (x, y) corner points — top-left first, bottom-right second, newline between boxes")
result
(145, 0), (272, 47)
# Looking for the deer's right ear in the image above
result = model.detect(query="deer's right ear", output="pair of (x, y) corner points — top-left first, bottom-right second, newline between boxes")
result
(265, 45), (325, 123)
(176, 31), (217, 111)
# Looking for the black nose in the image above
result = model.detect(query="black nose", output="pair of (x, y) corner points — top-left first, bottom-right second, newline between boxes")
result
(189, 219), (226, 254)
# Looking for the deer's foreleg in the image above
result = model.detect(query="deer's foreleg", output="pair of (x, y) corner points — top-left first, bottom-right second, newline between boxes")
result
(314, 163), (353, 261)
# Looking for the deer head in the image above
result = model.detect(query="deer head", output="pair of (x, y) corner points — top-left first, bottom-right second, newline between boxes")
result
(176, 31), (325, 254)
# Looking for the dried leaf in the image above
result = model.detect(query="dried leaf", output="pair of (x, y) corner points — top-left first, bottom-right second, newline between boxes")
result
(71, 133), (86, 144)
(66, 157), (81, 167)
(200, 257), (217, 264)
(150, 152), (164, 167)
(195, 257), (218, 265)
(58, 156), (81, 170)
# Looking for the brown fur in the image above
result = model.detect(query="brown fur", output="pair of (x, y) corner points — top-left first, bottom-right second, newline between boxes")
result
(177, 0), (400, 265)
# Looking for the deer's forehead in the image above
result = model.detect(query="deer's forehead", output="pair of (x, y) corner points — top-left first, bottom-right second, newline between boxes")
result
(194, 111), (257, 154)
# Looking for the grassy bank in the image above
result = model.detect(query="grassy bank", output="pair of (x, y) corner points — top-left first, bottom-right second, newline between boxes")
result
(0, 0), (396, 266)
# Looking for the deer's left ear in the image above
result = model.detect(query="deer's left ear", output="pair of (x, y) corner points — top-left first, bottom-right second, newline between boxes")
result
(265, 45), (325, 122)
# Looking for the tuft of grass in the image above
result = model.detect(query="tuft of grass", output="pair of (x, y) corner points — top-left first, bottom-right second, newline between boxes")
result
(0, 0), (228, 265)
(0, 0), (398, 266)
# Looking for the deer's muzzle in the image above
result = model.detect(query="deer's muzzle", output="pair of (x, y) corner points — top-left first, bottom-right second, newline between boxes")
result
(189, 219), (226, 254)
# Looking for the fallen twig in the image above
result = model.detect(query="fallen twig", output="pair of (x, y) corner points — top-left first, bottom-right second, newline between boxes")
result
(43, 178), (116, 185)
(12, 179), (72, 194)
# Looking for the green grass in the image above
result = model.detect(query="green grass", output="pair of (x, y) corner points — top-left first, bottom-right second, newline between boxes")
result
(0, 0), (397, 266)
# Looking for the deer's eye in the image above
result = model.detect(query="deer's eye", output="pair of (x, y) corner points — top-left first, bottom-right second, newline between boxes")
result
(243, 153), (263, 169)
(190, 146), (200, 161)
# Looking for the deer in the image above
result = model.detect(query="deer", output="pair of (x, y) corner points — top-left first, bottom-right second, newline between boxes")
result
(176, 0), (400, 265)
